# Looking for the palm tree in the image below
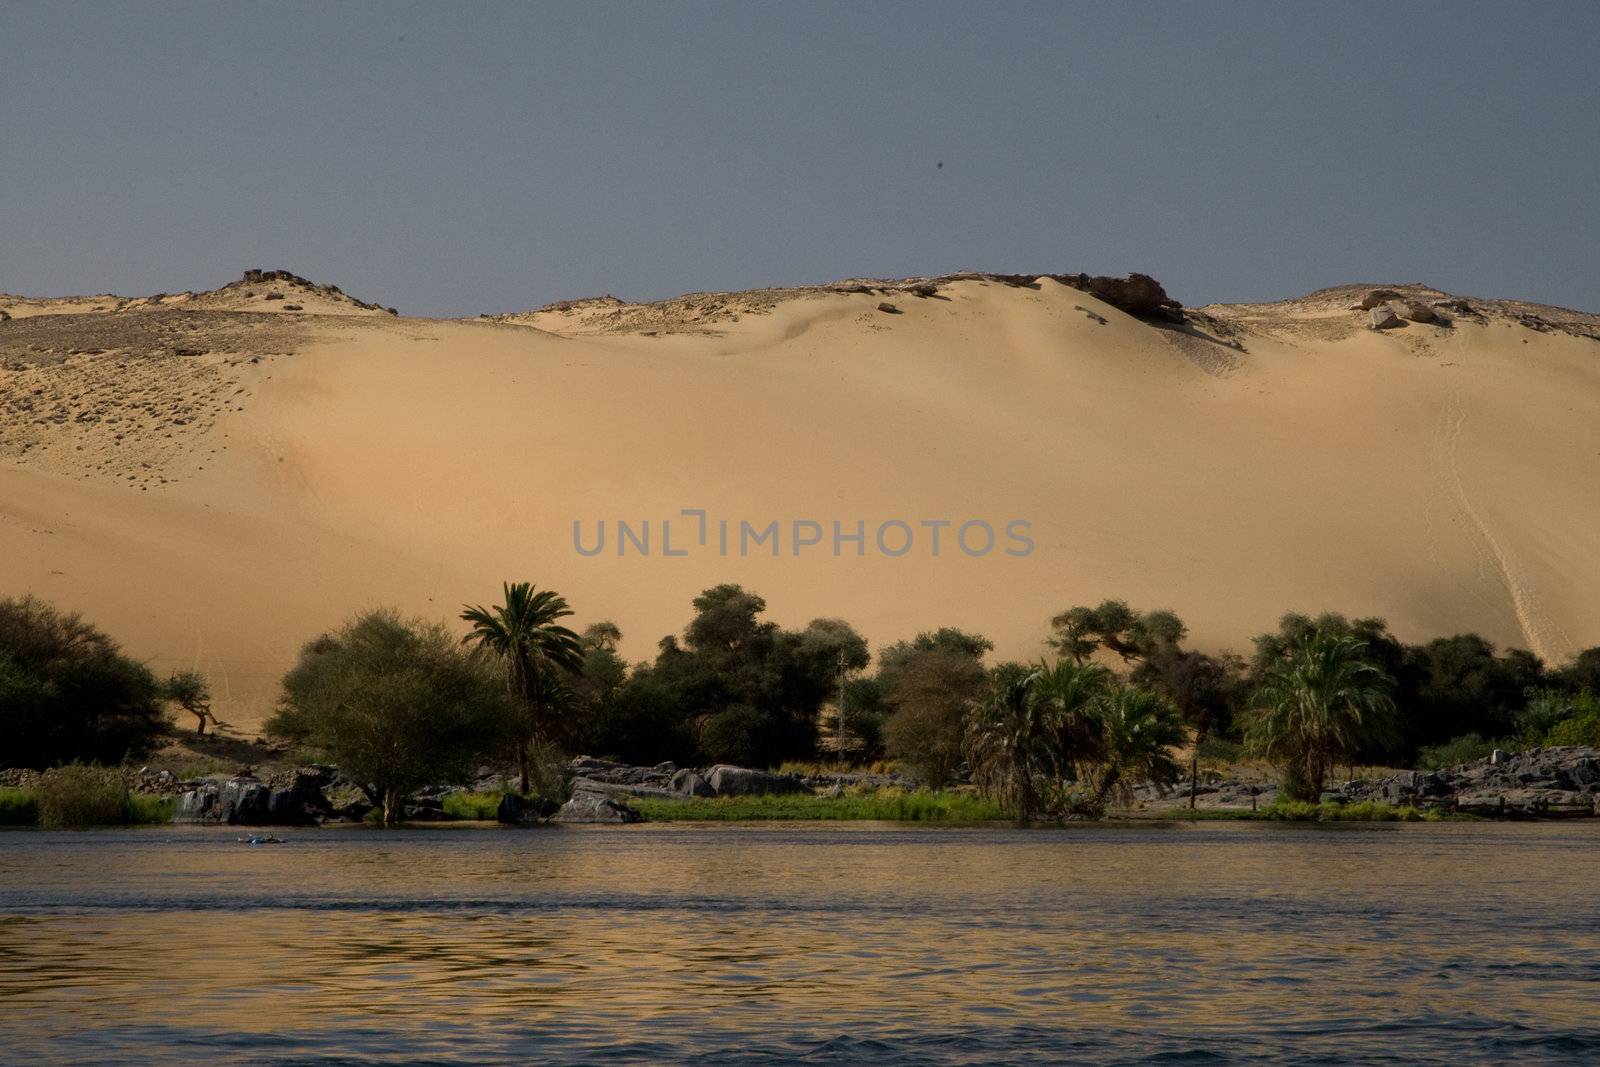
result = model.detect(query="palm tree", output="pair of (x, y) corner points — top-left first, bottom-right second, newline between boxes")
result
(461, 582), (584, 794)
(1245, 631), (1395, 802)
(1086, 686), (1185, 808)
(966, 660), (1110, 822)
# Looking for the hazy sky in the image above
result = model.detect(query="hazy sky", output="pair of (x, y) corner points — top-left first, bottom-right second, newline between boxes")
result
(3, 1), (1596, 315)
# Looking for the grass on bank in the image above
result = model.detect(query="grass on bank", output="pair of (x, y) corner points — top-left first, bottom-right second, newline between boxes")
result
(441, 791), (508, 821)
(1147, 799), (1469, 822)
(633, 790), (1005, 822)
(0, 766), (176, 828)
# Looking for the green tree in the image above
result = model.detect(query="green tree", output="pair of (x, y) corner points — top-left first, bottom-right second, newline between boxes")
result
(1133, 649), (1242, 807)
(461, 582), (585, 794)
(966, 660), (1108, 822)
(268, 609), (515, 824)
(1085, 686), (1185, 808)
(165, 669), (217, 735)
(1245, 631), (1396, 801)
(0, 595), (167, 768)
(880, 629), (993, 787)
(1049, 600), (1186, 664)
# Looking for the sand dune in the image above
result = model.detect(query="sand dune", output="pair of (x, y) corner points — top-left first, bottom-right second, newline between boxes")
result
(3, 272), (1598, 729)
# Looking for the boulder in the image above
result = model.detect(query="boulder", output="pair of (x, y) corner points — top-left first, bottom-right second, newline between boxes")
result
(1393, 300), (1436, 323)
(568, 777), (679, 801)
(705, 765), (812, 797)
(670, 768), (715, 797)
(1369, 306), (1405, 330)
(1359, 289), (1404, 310)
(877, 301), (901, 314)
(551, 792), (642, 824)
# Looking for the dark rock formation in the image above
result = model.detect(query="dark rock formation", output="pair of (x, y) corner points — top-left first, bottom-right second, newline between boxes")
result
(496, 793), (559, 824)
(173, 767), (335, 825)
(1340, 747), (1600, 818)
(705, 765), (812, 797)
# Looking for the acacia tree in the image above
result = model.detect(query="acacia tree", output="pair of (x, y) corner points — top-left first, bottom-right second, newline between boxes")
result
(268, 610), (515, 824)
(165, 670), (218, 736)
(461, 582), (585, 794)
(1246, 631), (1396, 801)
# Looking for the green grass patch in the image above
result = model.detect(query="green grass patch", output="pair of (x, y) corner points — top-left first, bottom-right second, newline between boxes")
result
(442, 791), (507, 820)
(633, 790), (1005, 822)
(0, 788), (39, 826)
(1264, 799), (1424, 822)
(125, 794), (175, 824)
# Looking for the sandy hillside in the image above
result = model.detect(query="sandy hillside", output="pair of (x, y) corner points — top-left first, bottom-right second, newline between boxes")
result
(2, 271), (1598, 731)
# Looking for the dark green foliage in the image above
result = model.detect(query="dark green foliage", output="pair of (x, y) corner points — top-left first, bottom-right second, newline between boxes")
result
(164, 669), (216, 735)
(268, 609), (516, 823)
(966, 660), (1184, 820)
(1245, 630), (1396, 801)
(1560, 647), (1600, 694)
(461, 582), (585, 793)
(880, 629), (993, 787)
(583, 586), (870, 768)
(1546, 692), (1600, 747)
(0, 596), (167, 769)
(1401, 634), (1544, 747)
(1416, 733), (1498, 770)
(1049, 599), (1185, 664)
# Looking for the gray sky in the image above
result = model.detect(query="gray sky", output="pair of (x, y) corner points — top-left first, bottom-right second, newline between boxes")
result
(3, 1), (1596, 316)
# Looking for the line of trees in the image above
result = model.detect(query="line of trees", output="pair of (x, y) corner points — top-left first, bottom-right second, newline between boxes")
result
(4, 588), (1599, 823)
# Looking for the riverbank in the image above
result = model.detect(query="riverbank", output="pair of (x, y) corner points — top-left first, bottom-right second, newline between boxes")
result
(4, 745), (1596, 829)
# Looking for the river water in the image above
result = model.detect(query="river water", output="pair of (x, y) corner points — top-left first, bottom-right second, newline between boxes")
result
(1, 821), (1597, 1064)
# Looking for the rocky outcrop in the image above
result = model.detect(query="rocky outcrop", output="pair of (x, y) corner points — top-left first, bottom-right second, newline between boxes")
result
(1359, 288), (1404, 310)
(1369, 305), (1405, 329)
(172, 767), (338, 825)
(670, 768), (715, 797)
(1340, 746), (1600, 818)
(705, 765), (812, 797)
(1058, 273), (1182, 322)
(552, 792), (643, 824)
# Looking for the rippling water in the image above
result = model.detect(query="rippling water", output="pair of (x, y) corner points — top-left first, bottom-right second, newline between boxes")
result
(2, 821), (1598, 1064)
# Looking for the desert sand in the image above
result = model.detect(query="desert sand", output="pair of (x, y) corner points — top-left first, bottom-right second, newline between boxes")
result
(2, 270), (1597, 730)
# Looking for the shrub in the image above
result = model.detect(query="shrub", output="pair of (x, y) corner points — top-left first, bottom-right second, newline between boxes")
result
(0, 788), (39, 826)
(1196, 736), (1243, 764)
(125, 794), (176, 824)
(441, 791), (507, 820)
(1417, 733), (1499, 770)
(35, 765), (129, 828)
(1547, 715), (1600, 748)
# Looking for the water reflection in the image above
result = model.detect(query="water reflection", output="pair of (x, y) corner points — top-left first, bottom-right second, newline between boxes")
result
(1, 822), (1598, 1063)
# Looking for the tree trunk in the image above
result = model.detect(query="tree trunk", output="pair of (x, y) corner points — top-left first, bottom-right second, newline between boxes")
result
(195, 714), (206, 736)
(382, 786), (402, 826)
(519, 747), (531, 797)
(1189, 751), (1198, 809)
